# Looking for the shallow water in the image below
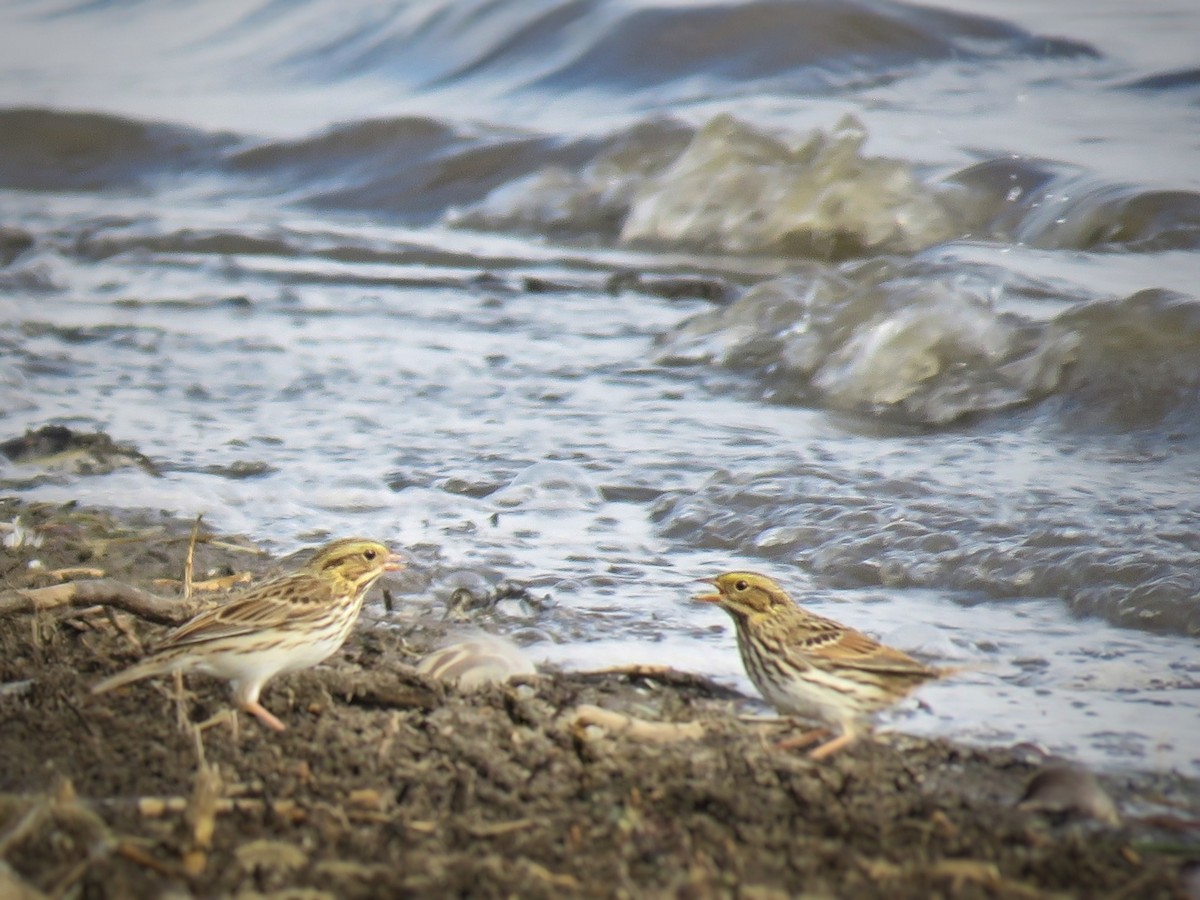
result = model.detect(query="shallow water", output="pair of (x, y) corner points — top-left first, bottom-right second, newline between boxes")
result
(1, 0), (1198, 776)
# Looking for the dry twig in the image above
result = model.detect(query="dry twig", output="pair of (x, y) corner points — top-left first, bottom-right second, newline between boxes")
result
(0, 580), (207, 626)
(567, 705), (705, 743)
(115, 841), (184, 880)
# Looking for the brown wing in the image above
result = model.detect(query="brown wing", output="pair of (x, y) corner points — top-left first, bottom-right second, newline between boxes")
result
(802, 612), (939, 679)
(159, 572), (335, 649)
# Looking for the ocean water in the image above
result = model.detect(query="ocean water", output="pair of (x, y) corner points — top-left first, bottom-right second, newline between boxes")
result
(1, 0), (1198, 776)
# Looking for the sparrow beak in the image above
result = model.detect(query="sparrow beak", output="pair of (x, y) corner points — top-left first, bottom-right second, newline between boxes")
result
(384, 551), (408, 572)
(692, 577), (723, 604)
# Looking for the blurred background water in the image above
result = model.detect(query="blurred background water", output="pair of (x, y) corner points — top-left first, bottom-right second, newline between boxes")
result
(1, 0), (1198, 775)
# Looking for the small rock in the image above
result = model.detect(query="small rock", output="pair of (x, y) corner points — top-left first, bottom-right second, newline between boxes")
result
(1017, 764), (1120, 825)
(416, 634), (537, 691)
(0, 425), (159, 477)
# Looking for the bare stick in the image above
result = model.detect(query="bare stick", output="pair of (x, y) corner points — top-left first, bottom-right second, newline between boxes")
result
(573, 664), (745, 698)
(116, 840), (185, 880)
(567, 705), (705, 743)
(0, 580), (207, 626)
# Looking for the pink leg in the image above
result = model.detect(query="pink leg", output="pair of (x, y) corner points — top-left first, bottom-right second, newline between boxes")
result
(809, 728), (858, 760)
(242, 700), (287, 732)
(776, 727), (831, 752)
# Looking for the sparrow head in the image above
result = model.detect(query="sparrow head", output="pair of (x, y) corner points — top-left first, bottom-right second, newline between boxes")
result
(694, 571), (792, 618)
(308, 538), (405, 593)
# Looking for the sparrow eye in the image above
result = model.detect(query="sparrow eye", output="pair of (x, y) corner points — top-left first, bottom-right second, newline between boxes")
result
(364, 549), (377, 561)
(735, 580), (748, 591)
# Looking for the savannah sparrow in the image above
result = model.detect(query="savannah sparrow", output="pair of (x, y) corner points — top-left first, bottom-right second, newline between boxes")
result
(93, 537), (404, 731)
(695, 571), (948, 759)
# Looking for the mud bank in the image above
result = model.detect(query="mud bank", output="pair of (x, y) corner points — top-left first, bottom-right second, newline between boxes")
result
(0, 499), (1196, 898)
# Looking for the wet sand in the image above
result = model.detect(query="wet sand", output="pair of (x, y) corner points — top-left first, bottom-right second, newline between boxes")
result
(0, 498), (1195, 898)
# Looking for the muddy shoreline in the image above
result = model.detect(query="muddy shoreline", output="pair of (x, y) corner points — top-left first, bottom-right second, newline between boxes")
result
(0, 498), (1196, 898)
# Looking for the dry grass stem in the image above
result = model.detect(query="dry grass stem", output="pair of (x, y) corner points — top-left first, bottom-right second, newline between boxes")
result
(182, 515), (202, 603)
